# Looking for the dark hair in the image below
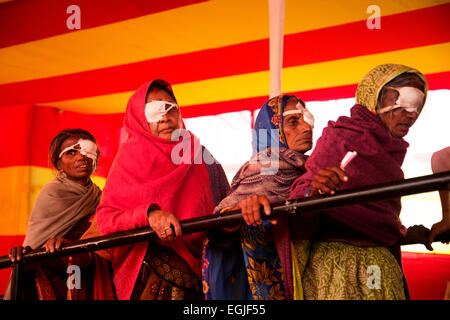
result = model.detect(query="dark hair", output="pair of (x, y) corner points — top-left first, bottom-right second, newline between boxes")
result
(377, 72), (425, 107)
(286, 96), (306, 107)
(49, 128), (99, 169)
(146, 80), (177, 102)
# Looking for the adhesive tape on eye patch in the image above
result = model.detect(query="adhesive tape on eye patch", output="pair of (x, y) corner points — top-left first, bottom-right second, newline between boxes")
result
(145, 101), (178, 123)
(282, 103), (315, 128)
(59, 139), (98, 163)
(377, 86), (424, 114)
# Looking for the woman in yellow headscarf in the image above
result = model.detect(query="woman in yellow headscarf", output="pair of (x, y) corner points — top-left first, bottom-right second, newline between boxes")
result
(289, 64), (428, 300)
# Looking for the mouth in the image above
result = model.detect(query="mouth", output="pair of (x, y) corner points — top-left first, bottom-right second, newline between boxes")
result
(159, 127), (174, 134)
(398, 123), (411, 130)
(297, 136), (313, 144)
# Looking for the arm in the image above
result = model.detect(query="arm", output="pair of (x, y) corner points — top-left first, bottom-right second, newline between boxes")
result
(428, 147), (450, 246)
(96, 202), (150, 235)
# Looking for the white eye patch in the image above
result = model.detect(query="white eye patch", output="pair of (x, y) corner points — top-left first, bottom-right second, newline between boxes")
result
(282, 102), (315, 128)
(145, 100), (179, 123)
(377, 86), (424, 114)
(59, 138), (98, 164)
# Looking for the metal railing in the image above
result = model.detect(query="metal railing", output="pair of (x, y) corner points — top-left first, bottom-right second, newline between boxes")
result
(1, 171), (449, 300)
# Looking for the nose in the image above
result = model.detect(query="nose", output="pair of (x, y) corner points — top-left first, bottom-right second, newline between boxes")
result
(159, 113), (169, 123)
(405, 110), (419, 121)
(75, 151), (87, 161)
(300, 122), (313, 134)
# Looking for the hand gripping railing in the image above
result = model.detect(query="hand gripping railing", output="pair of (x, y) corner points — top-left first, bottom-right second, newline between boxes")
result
(1, 171), (449, 299)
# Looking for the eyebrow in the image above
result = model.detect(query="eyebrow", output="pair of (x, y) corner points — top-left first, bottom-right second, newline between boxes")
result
(284, 114), (301, 120)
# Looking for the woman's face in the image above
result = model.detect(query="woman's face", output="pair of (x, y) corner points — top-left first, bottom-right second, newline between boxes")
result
(282, 100), (313, 153)
(146, 89), (181, 140)
(378, 85), (420, 138)
(57, 137), (94, 185)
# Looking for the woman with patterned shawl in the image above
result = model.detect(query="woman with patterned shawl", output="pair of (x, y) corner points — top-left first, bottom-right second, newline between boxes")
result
(289, 63), (428, 299)
(203, 95), (316, 300)
(95, 79), (229, 300)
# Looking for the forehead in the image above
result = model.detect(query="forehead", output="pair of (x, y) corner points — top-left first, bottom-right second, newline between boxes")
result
(60, 136), (80, 151)
(146, 89), (176, 103)
(284, 100), (300, 112)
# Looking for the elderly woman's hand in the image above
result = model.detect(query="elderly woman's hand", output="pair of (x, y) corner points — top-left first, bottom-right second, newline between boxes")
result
(310, 166), (348, 196)
(8, 246), (32, 262)
(148, 210), (182, 241)
(402, 225), (434, 251)
(231, 195), (273, 227)
(44, 238), (71, 253)
(428, 219), (450, 248)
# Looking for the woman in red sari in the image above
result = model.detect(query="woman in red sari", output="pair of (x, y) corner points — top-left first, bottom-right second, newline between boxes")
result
(95, 79), (229, 300)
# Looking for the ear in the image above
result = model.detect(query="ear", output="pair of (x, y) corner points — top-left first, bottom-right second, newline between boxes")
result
(56, 158), (62, 171)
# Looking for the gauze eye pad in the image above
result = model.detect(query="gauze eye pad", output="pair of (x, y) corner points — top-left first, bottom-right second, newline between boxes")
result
(377, 86), (424, 114)
(282, 102), (315, 128)
(145, 101), (179, 123)
(59, 138), (98, 163)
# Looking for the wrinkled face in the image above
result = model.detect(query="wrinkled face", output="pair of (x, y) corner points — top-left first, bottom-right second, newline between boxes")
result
(378, 86), (420, 138)
(57, 137), (94, 185)
(146, 89), (181, 140)
(282, 101), (313, 152)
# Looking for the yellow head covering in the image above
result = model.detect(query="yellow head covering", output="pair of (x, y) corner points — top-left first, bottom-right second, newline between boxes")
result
(356, 63), (428, 113)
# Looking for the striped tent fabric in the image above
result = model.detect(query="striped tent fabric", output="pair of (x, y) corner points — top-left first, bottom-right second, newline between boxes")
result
(0, 0), (449, 299)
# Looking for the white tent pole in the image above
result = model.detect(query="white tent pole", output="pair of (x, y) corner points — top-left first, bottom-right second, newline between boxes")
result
(269, 0), (285, 98)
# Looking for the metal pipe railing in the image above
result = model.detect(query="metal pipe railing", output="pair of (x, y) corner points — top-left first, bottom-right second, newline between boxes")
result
(1, 171), (449, 270)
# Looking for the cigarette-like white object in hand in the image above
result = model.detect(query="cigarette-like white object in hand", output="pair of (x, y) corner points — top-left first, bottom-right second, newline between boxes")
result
(340, 151), (357, 170)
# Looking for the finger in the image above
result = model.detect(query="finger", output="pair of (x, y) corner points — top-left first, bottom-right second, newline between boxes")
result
(9, 247), (17, 262)
(241, 199), (253, 226)
(314, 173), (337, 190)
(17, 246), (24, 261)
(259, 196), (271, 217)
(317, 169), (341, 187)
(312, 179), (335, 195)
(55, 238), (65, 250)
(327, 166), (348, 183)
(425, 241), (434, 251)
(46, 239), (56, 253)
(427, 230), (437, 244)
(320, 171), (344, 193)
(251, 196), (262, 225)
(172, 220), (182, 237)
(246, 197), (258, 226)
(159, 230), (168, 241)
(162, 223), (174, 240)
